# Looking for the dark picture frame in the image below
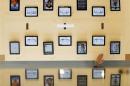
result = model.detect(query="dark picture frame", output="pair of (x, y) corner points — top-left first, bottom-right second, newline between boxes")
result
(110, 41), (120, 54)
(25, 7), (38, 17)
(43, 0), (53, 11)
(9, 41), (20, 55)
(58, 6), (71, 17)
(58, 69), (72, 79)
(25, 36), (38, 46)
(77, 41), (87, 54)
(92, 6), (105, 16)
(92, 68), (105, 79)
(110, 74), (121, 86)
(43, 42), (54, 55)
(110, 0), (120, 11)
(44, 75), (54, 86)
(10, 0), (20, 11)
(10, 75), (21, 86)
(58, 36), (72, 46)
(92, 35), (105, 46)
(77, 0), (87, 10)
(77, 75), (87, 86)
(25, 69), (39, 79)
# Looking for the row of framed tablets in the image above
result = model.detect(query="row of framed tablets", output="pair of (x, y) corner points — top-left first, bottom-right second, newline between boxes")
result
(10, 68), (121, 86)
(10, 0), (120, 17)
(9, 35), (120, 55)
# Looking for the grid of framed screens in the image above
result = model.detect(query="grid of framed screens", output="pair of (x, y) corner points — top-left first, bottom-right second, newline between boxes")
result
(110, 0), (120, 11)
(25, 69), (39, 79)
(77, 41), (87, 54)
(110, 74), (121, 86)
(43, 0), (53, 10)
(110, 41), (120, 54)
(92, 68), (105, 79)
(43, 42), (54, 55)
(58, 69), (72, 79)
(44, 75), (54, 86)
(9, 41), (20, 55)
(10, 75), (21, 86)
(77, 0), (87, 10)
(92, 6), (105, 16)
(25, 7), (38, 17)
(92, 35), (105, 46)
(77, 75), (87, 86)
(10, 0), (20, 11)
(58, 6), (71, 17)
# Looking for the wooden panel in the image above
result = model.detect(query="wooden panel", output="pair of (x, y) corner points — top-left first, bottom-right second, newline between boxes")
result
(125, 54), (130, 60)
(0, 55), (5, 61)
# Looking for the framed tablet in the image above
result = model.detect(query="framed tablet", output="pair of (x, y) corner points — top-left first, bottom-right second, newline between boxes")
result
(110, 74), (121, 86)
(10, 75), (21, 86)
(58, 36), (72, 46)
(58, 6), (71, 17)
(25, 69), (39, 79)
(9, 41), (20, 54)
(43, 42), (54, 55)
(92, 35), (105, 46)
(77, 0), (87, 10)
(44, 75), (54, 86)
(77, 75), (87, 86)
(59, 69), (72, 79)
(110, 0), (120, 11)
(25, 36), (38, 46)
(77, 41), (87, 54)
(43, 0), (53, 10)
(110, 41), (120, 54)
(92, 6), (105, 16)
(92, 68), (105, 79)
(10, 0), (20, 11)
(25, 7), (38, 17)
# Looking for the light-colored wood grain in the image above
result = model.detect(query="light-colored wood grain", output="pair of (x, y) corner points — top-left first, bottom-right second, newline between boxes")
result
(0, 55), (5, 61)
(125, 54), (130, 60)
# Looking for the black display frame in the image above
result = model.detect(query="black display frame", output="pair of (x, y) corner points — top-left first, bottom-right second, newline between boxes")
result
(25, 69), (39, 80)
(10, 75), (21, 86)
(43, 0), (53, 11)
(92, 6), (105, 17)
(25, 7), (38, 17)
(77, 75), (87, 86)
(58, 36), (72, 46)
(77, 41), (87, 54)
(110, 0), (121, 11)
(43, 42), (54, 55)
(44, 75), (54, 86)
(92, 68), (105, 79)
(10, 0), (20, 11)
(58, 69), (72, 79)
(9, 41), (20, 55)
(58, 6), (72, 17)
(77, 0), (87, 10)
(110, 41), (120, 54)
(92, 35), (105, 46)
(25, 36), (38, 46)
(110, 74), (121, 86)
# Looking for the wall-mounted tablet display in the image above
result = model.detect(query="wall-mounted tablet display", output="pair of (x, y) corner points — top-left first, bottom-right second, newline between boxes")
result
(77, 0), (87, 10)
